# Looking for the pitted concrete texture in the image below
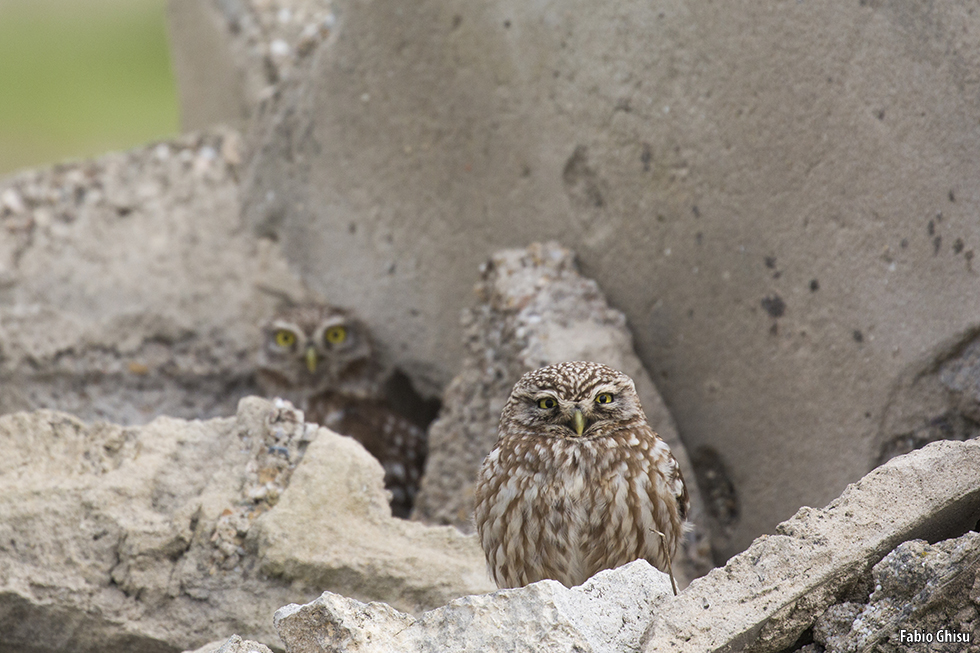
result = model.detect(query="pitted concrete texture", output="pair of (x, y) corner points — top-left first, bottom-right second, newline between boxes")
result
(274, 560), (674, 653)
(0, 397), (492, 653)
(182, 636), (275, 653)
(0, 130), (307, 426)
(808, 533), (980, 653)
(167, 0), (980, 557)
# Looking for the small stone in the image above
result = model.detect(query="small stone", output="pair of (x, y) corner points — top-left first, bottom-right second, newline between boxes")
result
(269, 39), (291, 58)
(1, 188), (26, 214)
(221, 133), (242, 166)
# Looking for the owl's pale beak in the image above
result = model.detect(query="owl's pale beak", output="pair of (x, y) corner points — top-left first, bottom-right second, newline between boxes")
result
(305, 346), (318, 373)
(571, 408), (586, 436)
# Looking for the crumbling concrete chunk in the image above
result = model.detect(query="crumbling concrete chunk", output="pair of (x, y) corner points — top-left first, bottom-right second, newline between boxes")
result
(0, 396), (490, 653)
(183, 635), (275, 653)
(274, 559), (673, 653)
(639, 439), (980, 653)
(811, 533), (980, 653)
(0, 130), (306, 427)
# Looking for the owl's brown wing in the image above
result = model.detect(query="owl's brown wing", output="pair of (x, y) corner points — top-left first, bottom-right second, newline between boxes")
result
(640, 423), (690, 526)
(665, 445), (690, 522)
(307, 392), (427, 518)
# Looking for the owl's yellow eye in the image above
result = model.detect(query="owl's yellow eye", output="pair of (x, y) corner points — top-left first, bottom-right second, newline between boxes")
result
(537, 397), (557, 409)
(595, 393), (614, 405)
(274, 330), (297, 348)
(324, 326), (347, 345)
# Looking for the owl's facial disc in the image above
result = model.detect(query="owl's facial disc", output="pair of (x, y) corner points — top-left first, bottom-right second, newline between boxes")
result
(566, 385), (622, 437)
(532, 393), (591, 437)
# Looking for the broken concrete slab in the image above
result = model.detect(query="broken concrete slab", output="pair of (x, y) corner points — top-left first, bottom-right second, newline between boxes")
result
(809, 533), (980, 653)
(274, 559), (673, 653)
(639, 439), (980, 652)
(0, 130), (307, 427)
(249, 410), (495, 614)
(0, 397), (491, 653)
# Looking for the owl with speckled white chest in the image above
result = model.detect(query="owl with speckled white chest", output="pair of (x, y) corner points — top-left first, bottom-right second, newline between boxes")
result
(474, 361), (689, 589)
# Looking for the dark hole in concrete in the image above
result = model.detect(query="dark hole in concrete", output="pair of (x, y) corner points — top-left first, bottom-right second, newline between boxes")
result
(691, 445), (740, 565)
(382, 369), (441, 431)
(876, 332), (980, 468)
(761, 294), (786, 318)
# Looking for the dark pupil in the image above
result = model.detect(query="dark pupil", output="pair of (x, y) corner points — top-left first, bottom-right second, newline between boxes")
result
(543, 398), (554, 408)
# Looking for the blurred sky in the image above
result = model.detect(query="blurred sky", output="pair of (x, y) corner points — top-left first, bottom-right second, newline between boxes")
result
(0, 0), (179, 176)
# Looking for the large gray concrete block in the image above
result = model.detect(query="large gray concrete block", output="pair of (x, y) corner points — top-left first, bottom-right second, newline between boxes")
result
(207, 0), (980, 557)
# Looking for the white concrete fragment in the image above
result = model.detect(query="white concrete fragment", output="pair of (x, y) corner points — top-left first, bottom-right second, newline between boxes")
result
(275, 560), (674, 653)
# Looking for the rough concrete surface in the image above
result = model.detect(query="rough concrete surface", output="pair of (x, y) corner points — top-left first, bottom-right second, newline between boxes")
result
(412, 241), (712, 579)
(260, 440), (980, 653)
(639, 439), (980, 653)
(0, 397), (492, 653)
(274, 559), (674, 653)
(172, 0), (980, 557)
(0, 129), (307, 426)
(183, 635), (275, 653)
(808, 533), (980, 653)
(167, 0), (338, 132)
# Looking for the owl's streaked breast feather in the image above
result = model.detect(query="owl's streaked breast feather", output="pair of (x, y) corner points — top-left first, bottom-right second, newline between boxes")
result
(474, 361), (689, 589)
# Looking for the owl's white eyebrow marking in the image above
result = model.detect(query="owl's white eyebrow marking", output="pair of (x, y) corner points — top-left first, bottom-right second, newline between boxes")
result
(590, 383), (620, 398)
(318, 316), (348, 329)
(269, 320), (304, 331)
(531, 391), (559, 400)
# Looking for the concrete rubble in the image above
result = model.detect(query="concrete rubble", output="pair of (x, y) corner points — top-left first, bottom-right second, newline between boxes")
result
(0, 397), (492, 653)
(1, 0), (979, 649)
(0, 129), (305, 426)
(806, 533), (979, 653)
(184, 635), (275, 653)
(274, 559), (673, 653)
(269, 440), (980, 653)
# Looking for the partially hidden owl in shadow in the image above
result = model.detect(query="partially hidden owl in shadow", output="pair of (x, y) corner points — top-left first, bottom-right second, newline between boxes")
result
(256, 304), (427, 518)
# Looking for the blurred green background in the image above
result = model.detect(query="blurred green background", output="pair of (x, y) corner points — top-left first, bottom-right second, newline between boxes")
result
(0, 0), (179, 177)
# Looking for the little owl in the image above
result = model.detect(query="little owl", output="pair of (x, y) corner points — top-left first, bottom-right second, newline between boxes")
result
(474, 361), (689, 589)
(256, 304), (427, 518)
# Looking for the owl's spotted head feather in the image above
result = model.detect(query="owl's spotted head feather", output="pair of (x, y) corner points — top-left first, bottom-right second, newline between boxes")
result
(501, 361), (644, 440)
